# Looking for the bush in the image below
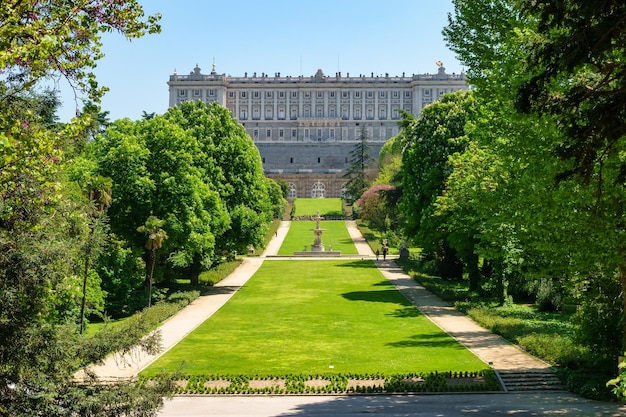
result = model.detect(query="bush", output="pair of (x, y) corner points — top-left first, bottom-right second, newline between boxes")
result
(198, 259), (243, 286)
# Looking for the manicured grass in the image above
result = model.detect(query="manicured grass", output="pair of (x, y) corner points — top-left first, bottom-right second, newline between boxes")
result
(142, 260), (487, 377)
(277, 221), (358, 255)
(293, 198), (343, 217)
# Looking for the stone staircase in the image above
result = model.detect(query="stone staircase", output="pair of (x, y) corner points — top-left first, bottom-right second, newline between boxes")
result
(497, 369), (565, 392)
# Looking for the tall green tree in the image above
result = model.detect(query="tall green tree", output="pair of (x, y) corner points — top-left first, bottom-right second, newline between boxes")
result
(165, 101), (273, 257)
(444, 0), (626, 398)
(445, 0), (626, 348)
(343, 124), (374, 201)
(400, 91), (478, 283)
(91, 115), (230, 286)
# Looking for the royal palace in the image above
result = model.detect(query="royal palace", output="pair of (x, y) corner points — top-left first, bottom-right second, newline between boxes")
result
(168, 64), (468, 198)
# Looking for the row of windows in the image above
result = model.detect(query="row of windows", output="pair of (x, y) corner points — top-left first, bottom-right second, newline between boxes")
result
(225, 90), (413, 99)
(252, 126), (392, 140)
(178, 88), (449, 99)
(237, 105), (408, 120)
(178, 89), (217, 97)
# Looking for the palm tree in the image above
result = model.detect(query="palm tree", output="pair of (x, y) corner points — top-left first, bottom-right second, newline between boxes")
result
(137, 216), (168, 307)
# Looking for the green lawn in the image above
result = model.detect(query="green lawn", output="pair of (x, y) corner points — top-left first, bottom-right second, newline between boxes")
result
(293, 198), (343, 217)
(142, 260), (486, 377)
(277, 221), (358, 255)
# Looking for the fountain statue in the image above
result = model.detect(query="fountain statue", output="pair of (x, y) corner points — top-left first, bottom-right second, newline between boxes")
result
(311, 211), (326, 252)
(293, 210), (342, 257)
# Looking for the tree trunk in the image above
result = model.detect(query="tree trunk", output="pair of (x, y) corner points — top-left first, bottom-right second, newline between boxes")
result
(147, 248), (155, 307)
(190, 253), (201, 286)
(467, 251), (480, 292)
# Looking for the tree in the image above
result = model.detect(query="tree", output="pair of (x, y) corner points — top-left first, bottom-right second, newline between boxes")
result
(92, 116), (230, 286)
(400, 91), (478, 283)
(343, 125), (374, 201)
(137, 216), (168, 307)
(165, 101), (273, 257)
(445, 0), (626, 349)
(513, 0), (626, 184)
(79, 175), (112, 334)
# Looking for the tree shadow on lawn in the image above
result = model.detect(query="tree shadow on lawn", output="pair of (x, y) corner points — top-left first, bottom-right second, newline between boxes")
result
(342, 289), (410, 304)
(387, 333), (468, 349)
(336, 260), (378, 268)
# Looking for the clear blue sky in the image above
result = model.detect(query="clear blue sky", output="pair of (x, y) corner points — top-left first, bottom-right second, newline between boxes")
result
(56, 0), (463, 122)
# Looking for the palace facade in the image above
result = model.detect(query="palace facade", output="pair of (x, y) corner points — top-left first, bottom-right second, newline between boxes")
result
(167, 64), (468, 198)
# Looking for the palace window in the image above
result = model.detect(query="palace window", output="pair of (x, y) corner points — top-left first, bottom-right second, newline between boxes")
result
(404, 91), (412, 98)
(424, 89), (431, 96)
(292, 91), (298, 98)
(304, 91), (311, 98)
(330, 91), (336, 98)
(354, 91), (361, 98)
(392, 91), (399, 98)
(266, 91), (273, 98)
(253, 91), (260, 98)
(342, 91), (349, 98)
(266, 129), (271, 138)
(292, 129), (297, 138)
(179, 90), (186, 96)
(279, 91), (285, 98)
(193, 89), (201, 96)
(317, 91), (323, 98)
(379, 91), (386, 98)
(208, 89), (216, 96)
(279, 129), (284, 138)
(240, 91), (247, 98)
(228, 91), (235, 98)
(367, 91), (374, 98)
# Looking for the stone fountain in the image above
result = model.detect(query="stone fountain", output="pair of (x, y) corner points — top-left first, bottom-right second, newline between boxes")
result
(293, 211), (342, 256)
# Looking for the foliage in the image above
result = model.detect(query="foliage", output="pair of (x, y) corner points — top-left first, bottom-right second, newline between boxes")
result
(90, 115), (230, 285)
(165, 101), (272, 257)
(144, 370), (499, 395)
(198, 259), (244, 286)
(355, 185), (396, 232)
(607, 356), (626, 403)
(0, 0), (161, 105)
(444, 0), (626, 355)
(0, 2), (174, 414)
(513, 0), (626, 184)
(266, 178), (287, 219)
(400, 91), (478, 283)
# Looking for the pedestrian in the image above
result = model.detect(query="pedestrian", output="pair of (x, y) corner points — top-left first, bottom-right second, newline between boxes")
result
(375, 249), (380, 260)
(382, 246), (388, 260)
